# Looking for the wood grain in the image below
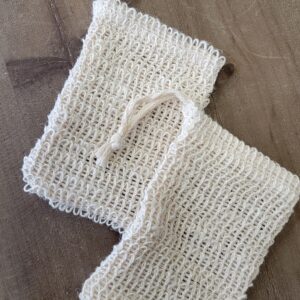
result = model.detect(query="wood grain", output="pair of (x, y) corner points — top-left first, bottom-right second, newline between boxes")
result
(0, 0), (299, 299)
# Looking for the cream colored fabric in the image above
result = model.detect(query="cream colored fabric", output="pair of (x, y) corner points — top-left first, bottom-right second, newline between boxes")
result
(22, 0), (225, 232)
(22, 1), (300, 299)
(80, 111), (300, 300)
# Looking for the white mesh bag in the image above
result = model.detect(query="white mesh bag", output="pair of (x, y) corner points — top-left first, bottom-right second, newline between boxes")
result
(80, 106), (300, 300)
(22, 1), (300, 299)
(22, 0), (225, 232)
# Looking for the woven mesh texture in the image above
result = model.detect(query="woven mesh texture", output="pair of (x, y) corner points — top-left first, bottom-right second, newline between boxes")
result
(22, 0), (225, 232)
(22, 1), (300, 299)
(80, 111), (300, 300)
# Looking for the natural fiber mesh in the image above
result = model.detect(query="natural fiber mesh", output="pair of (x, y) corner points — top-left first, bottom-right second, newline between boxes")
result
(22, 0), (225, 232)
(80, 113), (300, 300)
(22, 1), (299, 299)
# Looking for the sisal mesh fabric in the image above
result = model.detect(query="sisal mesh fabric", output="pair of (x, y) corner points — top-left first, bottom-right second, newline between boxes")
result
(22, 1), (300, 299)
(80, 110), (300, 300)
(22, 0), (225, 232)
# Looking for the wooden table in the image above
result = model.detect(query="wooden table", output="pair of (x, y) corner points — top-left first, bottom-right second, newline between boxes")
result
(1, 1), (299, 299)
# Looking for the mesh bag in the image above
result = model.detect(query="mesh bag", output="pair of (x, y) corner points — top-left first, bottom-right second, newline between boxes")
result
(22, 0), (225, 232)
(80, 108), (300, 300)
(22, 1), (300, 299)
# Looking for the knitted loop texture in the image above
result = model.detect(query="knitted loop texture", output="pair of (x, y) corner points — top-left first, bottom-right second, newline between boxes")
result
(23, 0), (225, 233)
(22, 0), (300, 299)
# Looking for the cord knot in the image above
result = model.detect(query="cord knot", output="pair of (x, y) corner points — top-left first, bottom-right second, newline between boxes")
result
(110, 132), (123, 151)
(94, 93), (179, 168)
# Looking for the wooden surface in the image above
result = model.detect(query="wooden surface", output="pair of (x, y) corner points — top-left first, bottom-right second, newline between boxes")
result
(0, 0), (299, 299)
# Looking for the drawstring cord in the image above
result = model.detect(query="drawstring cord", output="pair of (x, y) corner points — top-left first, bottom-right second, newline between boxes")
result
(94, 93), (176, 167)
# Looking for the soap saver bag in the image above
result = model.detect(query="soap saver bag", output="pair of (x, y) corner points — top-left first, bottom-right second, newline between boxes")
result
(22, 0), (225, 232)
(80, 104), (300, 299)
(22, 1), (300, 299)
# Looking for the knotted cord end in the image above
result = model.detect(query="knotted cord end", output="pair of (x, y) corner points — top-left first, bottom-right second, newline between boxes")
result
(95, 132), (124, 168)
(94, 92), (189, 168)
(110, 132), (123, 151)
(94, 143), (112, 168)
